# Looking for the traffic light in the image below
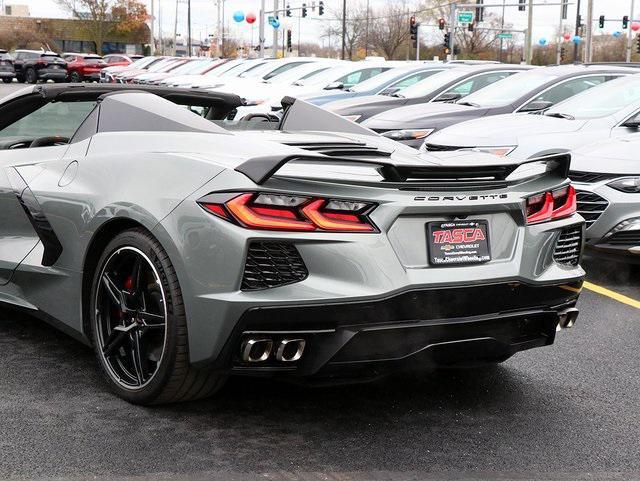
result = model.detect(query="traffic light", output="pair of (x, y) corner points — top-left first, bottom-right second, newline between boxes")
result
(286, 29), (292, 51)
(599, 15), (605, 28)
(410, 16), (418, 40)
(468, 21), (474, 32)
(518, 0), (525, 12)
(319, 1), (324, 15)
(443, 32), (450, 48)
(438, 18), (445, 30)
(302, 3), (307, 17)
(286, 3), (291, 17)
(560, 46), (566, 62)
(623, 15), (629, 29)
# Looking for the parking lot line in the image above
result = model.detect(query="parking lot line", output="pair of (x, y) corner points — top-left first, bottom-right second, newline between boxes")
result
(583, 281), (640, 310)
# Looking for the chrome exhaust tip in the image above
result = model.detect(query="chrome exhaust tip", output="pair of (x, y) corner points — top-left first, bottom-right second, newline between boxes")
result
(241, 338), (273, 362)
(275, 339), (306, 362)
(557, 307), (579, 331)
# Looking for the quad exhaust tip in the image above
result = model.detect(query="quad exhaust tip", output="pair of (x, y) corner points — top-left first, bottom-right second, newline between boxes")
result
(240, 337), (306, 363)
(557, 307), (579, 331)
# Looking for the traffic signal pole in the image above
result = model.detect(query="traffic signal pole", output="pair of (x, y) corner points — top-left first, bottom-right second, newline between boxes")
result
(627, 0), (635, 62)
(449, 4), (456, 61)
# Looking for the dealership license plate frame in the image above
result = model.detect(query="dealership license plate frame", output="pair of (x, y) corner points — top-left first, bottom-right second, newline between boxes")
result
(427, 220), (491, 266)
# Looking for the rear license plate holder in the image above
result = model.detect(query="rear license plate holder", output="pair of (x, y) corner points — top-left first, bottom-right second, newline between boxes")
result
(427, 220), (491, 266)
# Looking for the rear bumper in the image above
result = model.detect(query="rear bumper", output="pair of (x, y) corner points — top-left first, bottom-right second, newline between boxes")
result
(216, 280), (583, 380)
(38, 70), (67, 80)
(0, 70), (15, 78)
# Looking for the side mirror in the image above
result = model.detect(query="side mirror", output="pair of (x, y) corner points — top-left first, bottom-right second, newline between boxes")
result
(325, 81), (345, 91)
(622, 113), (640, 129)
(520, 100), (554, 112)
(434, 92), (463, 103)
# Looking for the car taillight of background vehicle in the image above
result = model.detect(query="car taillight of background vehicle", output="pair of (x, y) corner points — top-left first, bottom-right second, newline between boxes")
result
(525, 185), (577, 225)
(198, 192), (378, 232)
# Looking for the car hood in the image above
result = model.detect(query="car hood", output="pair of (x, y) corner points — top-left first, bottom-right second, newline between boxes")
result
(570, 134), (640, 174)
(426, 112), (589, 147)
(363, 102), (488, 129)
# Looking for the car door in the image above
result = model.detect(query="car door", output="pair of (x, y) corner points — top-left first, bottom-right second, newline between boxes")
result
(0, 95), (96, 285)
(12, 52), (24, 78)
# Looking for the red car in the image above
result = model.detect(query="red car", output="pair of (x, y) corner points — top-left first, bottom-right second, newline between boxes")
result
(102, 53), (142, 68)
(63, 53), (107, 82)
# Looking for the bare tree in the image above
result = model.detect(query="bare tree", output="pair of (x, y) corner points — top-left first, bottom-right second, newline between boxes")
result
(321, 3), (368, 60)
(55, 0), (112, 53)
(369, 1), (412, 59)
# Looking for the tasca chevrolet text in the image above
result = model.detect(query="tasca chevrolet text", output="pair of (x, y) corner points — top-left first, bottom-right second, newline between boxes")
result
(0, 84), (584, 405)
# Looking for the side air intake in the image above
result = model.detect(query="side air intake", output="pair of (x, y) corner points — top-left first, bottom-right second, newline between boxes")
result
(553, 226), (583, 266)
(241, 242), (308, 290)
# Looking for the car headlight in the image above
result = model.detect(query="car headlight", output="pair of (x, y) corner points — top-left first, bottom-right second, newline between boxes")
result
(243, 99), (265, 106)
(342, 115), (361, 122)
(466, 146), (516, 157)
(607, 177), (640, 193)
(381, 129), (434, 141)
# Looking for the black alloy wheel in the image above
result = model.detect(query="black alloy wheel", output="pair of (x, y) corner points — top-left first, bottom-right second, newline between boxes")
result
(25, 67), (37, 84)
(90, 228), (225, 405)
(2, 77), (12, 84)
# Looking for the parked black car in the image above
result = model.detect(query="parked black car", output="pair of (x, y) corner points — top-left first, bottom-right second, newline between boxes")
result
(0, 49), (15, 83)
(324, 64), (532, 124)
(12, 50), (67, 83)
(362, 64), (636, 148)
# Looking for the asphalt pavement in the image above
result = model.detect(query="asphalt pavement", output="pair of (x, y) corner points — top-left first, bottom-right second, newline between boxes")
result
(1, 82), (639, 481)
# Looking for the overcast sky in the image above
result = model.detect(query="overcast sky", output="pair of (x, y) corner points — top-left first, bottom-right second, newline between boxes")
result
(11, 0), (635, 49)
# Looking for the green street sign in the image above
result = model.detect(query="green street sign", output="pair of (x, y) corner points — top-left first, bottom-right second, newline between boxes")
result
(457, 11), (474, 23)
(497, 32), (513, 39)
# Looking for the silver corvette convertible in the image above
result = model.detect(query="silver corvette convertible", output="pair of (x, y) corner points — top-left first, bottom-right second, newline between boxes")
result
(0, 84), (585, 405)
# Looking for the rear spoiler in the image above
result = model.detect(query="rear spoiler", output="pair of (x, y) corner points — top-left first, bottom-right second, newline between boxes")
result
(235, 152), (571, 186)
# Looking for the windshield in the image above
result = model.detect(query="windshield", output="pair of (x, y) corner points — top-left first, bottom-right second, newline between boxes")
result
(545, 75), (640, 119)
(172, 60), (210, 75)
(147, 59), (177, 72)
(295, 65), (363, 86)
(131, 56), (158, 69)
(204, 60), (246, 77)
(460, 71), (559, 107)
(349, 67), (413, 92)
(238, 61), (280, 78)
(266, 64), (333, 84)
(395, 69), (474, 98)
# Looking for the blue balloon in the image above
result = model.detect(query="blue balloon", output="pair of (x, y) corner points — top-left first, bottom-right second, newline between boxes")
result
(613, 31), (622, 37)
(538, 38), (547, 45)
(572, 35), (582, 44)
(271, 18), (280, 29)
(233, 11), (245, 23)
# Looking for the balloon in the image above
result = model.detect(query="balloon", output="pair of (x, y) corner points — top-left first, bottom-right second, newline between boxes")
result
(271, 18), (280, 29)
(613, 31), (622, 38)
(538, 38), (547, 46)
(572, 35), (582, 44)
(632, 22), (640, 31)
(233, 11), (244, 23)
(563, 33), (571, 41)
(246, 13), (256, 24)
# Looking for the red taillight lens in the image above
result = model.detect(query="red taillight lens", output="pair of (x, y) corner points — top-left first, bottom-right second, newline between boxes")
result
(199, 193), (377, 233)
(525, 185), (577, 225)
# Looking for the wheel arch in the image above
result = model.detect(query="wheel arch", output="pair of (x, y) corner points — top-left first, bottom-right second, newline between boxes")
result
(81, 217), (151, 341)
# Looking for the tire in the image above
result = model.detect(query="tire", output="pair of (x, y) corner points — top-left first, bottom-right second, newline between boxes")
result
(25, 67), (37, 84)
(2, 78), (12, 84)
(89, 228), (225, 405)
(70, 71), (82, 83)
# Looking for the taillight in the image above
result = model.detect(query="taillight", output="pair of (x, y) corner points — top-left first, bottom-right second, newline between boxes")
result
(525, 185), (576, 225)
(199, 192), (377, 233)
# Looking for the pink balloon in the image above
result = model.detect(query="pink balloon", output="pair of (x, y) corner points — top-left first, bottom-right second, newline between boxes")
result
(246, 12), (257, 24)
(632, 22), (640, 31)
(563, 33), (571, 41)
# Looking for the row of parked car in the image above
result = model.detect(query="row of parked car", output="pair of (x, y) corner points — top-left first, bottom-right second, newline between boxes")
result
(0, 49), (141, 83)
(102, 55), (637, 264)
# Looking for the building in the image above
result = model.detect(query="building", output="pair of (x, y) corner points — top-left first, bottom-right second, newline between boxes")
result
(2, 3), (30, 17)
(0, 15), (149, 55)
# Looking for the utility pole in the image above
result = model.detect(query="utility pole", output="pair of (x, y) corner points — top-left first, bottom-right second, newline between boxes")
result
(627, 0), (635, 62)
(273, 0), (279, 56)
(259, 0), (266, 57)
(150, 0), (155, 55)
(498, 0), (505, 61)
(187, 0), (192, 56)
(526, 0), (533, 63)
(556, 0), (565, 64)
(573, 0), (581, 61)
(173, 0), (178, 56)
(216, 1), (222, 57)
(341, 0), (347, 59)
(364, 0), (370, 56)
(449, 3), (456, 61)
(584, 0), (593, 62)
